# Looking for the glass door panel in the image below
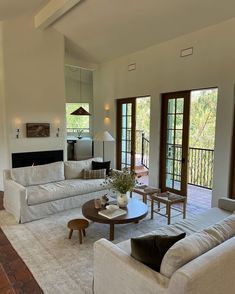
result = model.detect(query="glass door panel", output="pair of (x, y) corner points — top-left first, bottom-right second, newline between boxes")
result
(160, 92), (190, 196)
(116, 98), (136, 170)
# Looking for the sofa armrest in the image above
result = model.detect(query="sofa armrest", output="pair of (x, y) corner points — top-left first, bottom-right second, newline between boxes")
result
(169, 237), (235, 294)
(218, 197), (235, 212)
(3, 178), (27, 223)
(94, 238), (169, 294)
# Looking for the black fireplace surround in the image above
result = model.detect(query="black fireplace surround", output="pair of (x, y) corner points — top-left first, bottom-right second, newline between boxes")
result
(12, 150), (64, 168)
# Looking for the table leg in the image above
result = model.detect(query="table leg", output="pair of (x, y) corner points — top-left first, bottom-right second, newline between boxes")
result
(143, 193), (147, 204)
(151, 197), (154, 219)
(68, 229), (73, 239)
(167, 204), (171, 225)
(130, 191), (132, 198)
(183, 199), (186, 219)
(158, 200), (160, 211)
(82, 229), (86, 237)
(110, 224), (115, 241)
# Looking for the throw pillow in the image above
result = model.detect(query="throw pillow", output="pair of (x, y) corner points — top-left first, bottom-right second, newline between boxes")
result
(83, 169), (106, 179)
(92, 161), (111, 176)
(131, 233), (186, 272)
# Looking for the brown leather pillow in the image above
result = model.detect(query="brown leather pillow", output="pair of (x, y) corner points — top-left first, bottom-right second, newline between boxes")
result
(131, 233), (186, 271)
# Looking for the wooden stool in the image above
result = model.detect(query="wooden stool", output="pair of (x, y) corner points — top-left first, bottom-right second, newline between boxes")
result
(151, 192), (186, 225)
(67, 219), (89, 244)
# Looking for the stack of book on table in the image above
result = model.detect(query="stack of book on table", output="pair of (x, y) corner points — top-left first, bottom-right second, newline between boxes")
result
(98, 208), (127, 219)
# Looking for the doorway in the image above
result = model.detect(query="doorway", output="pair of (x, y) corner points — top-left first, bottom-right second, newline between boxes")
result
(160, 88), (218, 203)
(116, 96), (151, 184)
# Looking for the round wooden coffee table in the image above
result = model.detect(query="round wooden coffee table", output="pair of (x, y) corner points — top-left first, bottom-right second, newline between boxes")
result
(82, 198), (148, 241)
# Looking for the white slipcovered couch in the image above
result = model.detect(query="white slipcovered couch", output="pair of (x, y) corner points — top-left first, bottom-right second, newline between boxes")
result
(3, 157), (109, 223)
(94, 197), (235, 294)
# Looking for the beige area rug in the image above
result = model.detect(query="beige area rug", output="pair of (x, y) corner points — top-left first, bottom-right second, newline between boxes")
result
(0, 205), (190, 294)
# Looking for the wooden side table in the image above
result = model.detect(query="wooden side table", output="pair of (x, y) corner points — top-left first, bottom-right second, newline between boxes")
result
(151, 192), (186, 224)
(67, 219), (89, 244)
(131, 186), (161, 203)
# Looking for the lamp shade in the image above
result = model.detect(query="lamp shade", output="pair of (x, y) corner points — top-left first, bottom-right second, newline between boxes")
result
(71, 107), (91, 116)
(94, 131), (115, 142)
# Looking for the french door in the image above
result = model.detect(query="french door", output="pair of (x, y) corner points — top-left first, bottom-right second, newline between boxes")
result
(160, 91), (190, 196)
(116, 98), (136, 170)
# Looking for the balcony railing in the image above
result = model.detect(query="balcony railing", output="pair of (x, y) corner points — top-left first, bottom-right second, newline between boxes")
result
(141, 133), (149, 169)
(188, 147), (214, 189)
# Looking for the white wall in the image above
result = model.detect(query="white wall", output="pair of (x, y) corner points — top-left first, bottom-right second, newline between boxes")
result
(93, 18), (235, 207)
(0, 15), (66, 190)
(65, 66), (93, 103)
(0, 22), (8, 190)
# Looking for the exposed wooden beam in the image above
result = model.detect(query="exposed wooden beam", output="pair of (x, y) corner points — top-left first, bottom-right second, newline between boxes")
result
(35, 0), (81, 30)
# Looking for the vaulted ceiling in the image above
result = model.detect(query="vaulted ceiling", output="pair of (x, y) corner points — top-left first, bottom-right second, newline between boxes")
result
(53, 0), (235, 63)
(1, 0), (235, 64)
(0, 0), (48, 21)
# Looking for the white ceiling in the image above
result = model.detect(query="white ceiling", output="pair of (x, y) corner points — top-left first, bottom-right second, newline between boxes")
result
(0, 0), (48, 21)
(53, 0), (235, 63)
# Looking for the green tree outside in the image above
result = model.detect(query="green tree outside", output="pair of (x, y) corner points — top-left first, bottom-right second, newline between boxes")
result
(190, 89), (217, 149)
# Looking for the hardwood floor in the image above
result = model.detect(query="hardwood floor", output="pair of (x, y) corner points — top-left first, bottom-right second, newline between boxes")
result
(0, 191), (43, 293)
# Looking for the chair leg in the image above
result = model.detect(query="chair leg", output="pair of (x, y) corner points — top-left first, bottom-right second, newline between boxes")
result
(167, 204), (171, 225)
(151, 197), (154, 219)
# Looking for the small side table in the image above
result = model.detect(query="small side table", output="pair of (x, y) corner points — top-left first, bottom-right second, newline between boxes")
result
(131, 186), (161, 204)
(151, 192), (186, 225)
(67, 219), (89, 244)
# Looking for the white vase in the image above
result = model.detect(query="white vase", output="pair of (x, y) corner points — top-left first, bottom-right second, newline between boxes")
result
(117, 193), (128, 208)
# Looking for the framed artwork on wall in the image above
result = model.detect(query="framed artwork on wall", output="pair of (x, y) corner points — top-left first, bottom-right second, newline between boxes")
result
(26, 123), (50, 138)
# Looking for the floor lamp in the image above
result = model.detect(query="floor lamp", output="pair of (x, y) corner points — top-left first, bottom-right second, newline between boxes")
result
(94, 131), (115, 160)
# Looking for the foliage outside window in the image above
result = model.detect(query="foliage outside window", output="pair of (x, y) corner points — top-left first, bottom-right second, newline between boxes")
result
(190, 89), (217, 149)
(66, 103), (90, 134)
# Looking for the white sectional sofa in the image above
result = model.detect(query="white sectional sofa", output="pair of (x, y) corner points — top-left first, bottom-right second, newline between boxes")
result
(94, 197), (235, 294)
(3, 157), (109, 223)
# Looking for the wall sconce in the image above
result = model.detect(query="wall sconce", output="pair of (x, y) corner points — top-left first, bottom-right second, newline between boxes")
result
(56, 128), (60, 137)
(105, 109), (110, 119)
(55, 119), (60, 137)
(16, 128), (20, 139)
(14, 118), (21, 139)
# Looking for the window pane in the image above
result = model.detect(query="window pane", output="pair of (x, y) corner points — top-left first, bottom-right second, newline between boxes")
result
(122, 116), (127, 128)
(127, 104), (132, 115)
(122, 104), (127, 116)
(166, 159), (174, 174)
(175, 130), (183, 145)
(168, 99), (175, 114)
(66, 103), (90, 133)
(175, 114), (183, 129)
(166, 144), (174, 159)
(166, 173), (173, 189)
(176, 98), (184, 113)
(167, 114), (175, 129)
(167, 130), (174, 144)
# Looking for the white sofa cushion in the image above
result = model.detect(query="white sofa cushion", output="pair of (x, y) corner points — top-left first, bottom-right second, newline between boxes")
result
(64, 157), (103, 179)
(160, 213), (235, 278)
(11, 162), (64, 187)
(26, 179), (106, 205)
